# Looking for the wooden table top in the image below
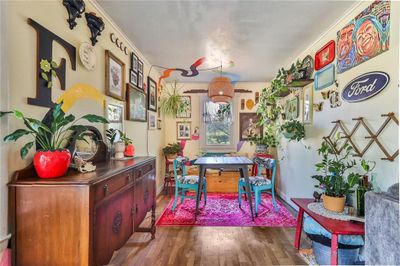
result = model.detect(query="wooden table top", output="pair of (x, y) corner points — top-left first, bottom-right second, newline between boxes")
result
(291, 198), (365, 235)
(194, 156), (253, 166)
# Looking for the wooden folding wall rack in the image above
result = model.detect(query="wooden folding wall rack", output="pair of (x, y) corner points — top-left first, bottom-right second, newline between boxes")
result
(323, 112), (398, 161)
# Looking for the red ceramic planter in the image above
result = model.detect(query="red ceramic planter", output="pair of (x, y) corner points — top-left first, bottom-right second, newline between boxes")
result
(33, 150), (71, 178)
(124, 144), (135, 157)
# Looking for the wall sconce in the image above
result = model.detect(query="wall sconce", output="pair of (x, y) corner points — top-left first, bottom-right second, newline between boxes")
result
(63, 0), (85, 30)
(85, 12), (105, 46)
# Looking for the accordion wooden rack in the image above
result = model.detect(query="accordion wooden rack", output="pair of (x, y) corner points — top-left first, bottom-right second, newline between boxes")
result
(323, 112), (398, 161)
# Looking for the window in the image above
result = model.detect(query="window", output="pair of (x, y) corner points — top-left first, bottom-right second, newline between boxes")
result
(200, 98), (237, 152)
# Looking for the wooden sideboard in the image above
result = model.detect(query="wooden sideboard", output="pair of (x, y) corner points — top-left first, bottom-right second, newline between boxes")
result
(9, 156), (156, 266)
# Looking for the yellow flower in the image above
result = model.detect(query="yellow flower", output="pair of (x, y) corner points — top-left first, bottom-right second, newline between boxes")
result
(40, 59), (51, 73)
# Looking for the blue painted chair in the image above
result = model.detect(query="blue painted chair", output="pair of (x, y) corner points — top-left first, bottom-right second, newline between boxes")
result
(172, 156), (207, 212)
(238, 157), (278, 216)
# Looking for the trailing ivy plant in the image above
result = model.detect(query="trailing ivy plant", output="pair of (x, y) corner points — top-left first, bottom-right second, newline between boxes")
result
(0, 101), (109, 159)
(281, 119), (305, 141)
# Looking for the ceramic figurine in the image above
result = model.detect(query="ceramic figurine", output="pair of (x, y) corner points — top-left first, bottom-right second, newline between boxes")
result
(114, 142), (125, 159)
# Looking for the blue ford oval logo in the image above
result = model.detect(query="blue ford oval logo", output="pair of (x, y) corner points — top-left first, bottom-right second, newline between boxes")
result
(341, 72), (390, 102)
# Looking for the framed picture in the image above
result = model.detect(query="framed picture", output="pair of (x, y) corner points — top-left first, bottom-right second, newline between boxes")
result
(105, 50), (125, 101)
(177, 121), (191, 140)
(239, 113), (263, 141)
(138, 60), (143, 73)
(126, 84), (147, 122)
(157, 119), (162, 130)
(337, 1), (390, 73)
(147, 77), (157, 111)
(148, 111), (157, 130)
(131, 52), (138, 73)
(138, 72), (143, 90)
(105, 101), (124, 132)
(129, 69), (138, 87)
(303, 85), (313, 125)
(314, 64), (335, 91)
(285, 96), (299, 120)
(176, 96), (191, 118)
(315, 40), (335, 70)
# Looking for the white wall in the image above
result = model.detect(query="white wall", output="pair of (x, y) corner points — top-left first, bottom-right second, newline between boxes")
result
(277, 0), (399, 208)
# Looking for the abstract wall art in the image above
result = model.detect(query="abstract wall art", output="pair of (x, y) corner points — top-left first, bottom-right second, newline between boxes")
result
(337, 0), (390, 73)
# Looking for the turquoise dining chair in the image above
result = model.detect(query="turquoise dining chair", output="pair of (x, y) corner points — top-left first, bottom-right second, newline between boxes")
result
(172, 156), (207, 212)
(238, 157), (278, 216)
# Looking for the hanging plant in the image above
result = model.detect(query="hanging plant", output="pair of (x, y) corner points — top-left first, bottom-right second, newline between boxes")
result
(159, 81), (187, 117)
(40, 59), (59, 88)
(280, 119), (305, 141)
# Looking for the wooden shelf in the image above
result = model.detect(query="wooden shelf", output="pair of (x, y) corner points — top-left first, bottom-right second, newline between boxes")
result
(286, 79), (314, 88)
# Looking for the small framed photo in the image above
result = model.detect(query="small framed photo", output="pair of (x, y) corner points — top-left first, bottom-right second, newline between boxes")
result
(131, 52), (138, 73)
(303, 85), (313, 125)
(147, 77), (157, 112)
(129, 69), (138, 87)
(105, 50), (125, 101)
(126, 84), (147, 122)
(176, 96), (191, 118)
(148, 111), (157, 130)
(138, 60), (143, 73)
(157, 119), (162, 130)
(105, 100), (124, 132)
(138, 72), (143, 90)
(177, 121), (191, 140)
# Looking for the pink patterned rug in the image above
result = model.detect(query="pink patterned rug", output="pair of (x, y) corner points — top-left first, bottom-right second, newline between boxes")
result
(157, 193), (297, 227)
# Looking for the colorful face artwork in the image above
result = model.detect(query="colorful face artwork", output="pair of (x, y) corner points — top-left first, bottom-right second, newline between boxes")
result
(337, 0), (390, 73)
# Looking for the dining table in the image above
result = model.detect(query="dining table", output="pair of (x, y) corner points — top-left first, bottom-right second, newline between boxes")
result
(193, 156), (255, 221)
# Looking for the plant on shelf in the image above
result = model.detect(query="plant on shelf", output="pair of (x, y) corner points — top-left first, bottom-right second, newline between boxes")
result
(162, 142), (182, 160)
(281, 119), (305, 141)
(106, 128), (135, 158)
(159, 81), (188, 117)
(0, 102), (108, 178)
(312, 134), (361, 212)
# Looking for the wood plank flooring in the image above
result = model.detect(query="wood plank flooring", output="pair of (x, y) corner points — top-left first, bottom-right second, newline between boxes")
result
(107, 194), (308, 266)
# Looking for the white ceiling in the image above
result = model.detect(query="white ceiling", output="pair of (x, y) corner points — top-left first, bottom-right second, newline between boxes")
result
(98, 0), (356, 82)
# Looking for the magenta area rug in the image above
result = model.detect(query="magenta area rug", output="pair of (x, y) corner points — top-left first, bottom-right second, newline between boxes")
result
(156, 193), (297, 227)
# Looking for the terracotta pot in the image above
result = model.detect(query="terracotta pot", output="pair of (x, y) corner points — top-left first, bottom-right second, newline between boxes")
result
(323, 194), (346, 212)
(124, 144), (135, 157)
(166, 153), (178, 160)
(33, 150), (71, 178)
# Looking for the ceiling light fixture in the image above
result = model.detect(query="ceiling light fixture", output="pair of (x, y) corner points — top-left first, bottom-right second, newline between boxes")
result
(208, 64), (234, 103)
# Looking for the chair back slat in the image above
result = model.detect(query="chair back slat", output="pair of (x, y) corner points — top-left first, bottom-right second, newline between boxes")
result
(254, 157), (277, 186)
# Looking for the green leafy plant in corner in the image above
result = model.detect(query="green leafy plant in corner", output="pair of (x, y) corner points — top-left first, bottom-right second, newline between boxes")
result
(280, 119), (305, 141)
(40, 59), (59, 88)
(159, 81), (188, 117)
(162, 142), (182, 155)
(0, 101), (109, 159)
(311, 134), (361, 197)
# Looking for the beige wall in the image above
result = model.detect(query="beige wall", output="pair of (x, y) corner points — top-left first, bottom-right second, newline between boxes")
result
(277, 0), (399, 207)
(1, 0), (166, 241)
(163, 82), (272, 158)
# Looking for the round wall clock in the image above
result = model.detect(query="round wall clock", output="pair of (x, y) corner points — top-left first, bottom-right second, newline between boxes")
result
(79, 42), (96, 71)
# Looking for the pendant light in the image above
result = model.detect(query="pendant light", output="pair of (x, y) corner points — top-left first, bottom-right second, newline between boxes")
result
(208, 64), (234, 103)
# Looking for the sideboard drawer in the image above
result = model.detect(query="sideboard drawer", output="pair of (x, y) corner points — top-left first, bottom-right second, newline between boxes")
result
(133, 161), (155, 181)
(94, 171), (132, 203)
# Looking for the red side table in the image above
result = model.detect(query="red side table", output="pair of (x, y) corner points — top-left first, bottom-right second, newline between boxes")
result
(291, 198), (365, 265)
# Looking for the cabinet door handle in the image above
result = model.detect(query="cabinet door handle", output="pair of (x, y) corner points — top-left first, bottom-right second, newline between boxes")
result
(103, 184), (109, 195)
(135, 204), (138, 214)
(126, 174), (131, 182)
(131, 207), (135, 216)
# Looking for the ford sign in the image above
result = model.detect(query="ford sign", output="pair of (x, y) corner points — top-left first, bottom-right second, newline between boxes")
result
(341, 71), (390, 102)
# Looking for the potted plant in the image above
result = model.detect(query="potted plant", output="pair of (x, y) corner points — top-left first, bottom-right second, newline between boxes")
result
(159, 81), (188, 117)
(312, 135), (361, 212)
(0, 102), (108, 178)
(121, 131), (135, 157)
(356, 159), (376, 216)
(106, 128), (126, 159)
(281, 120), (305, 141)
(162, 142), (182, 160)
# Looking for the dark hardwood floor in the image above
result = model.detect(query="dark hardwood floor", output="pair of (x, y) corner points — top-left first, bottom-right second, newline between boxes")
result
(107, 193), (308, 266)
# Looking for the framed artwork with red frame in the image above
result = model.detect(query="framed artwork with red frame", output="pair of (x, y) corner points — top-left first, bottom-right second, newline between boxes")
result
(315, 40), (335, 71)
